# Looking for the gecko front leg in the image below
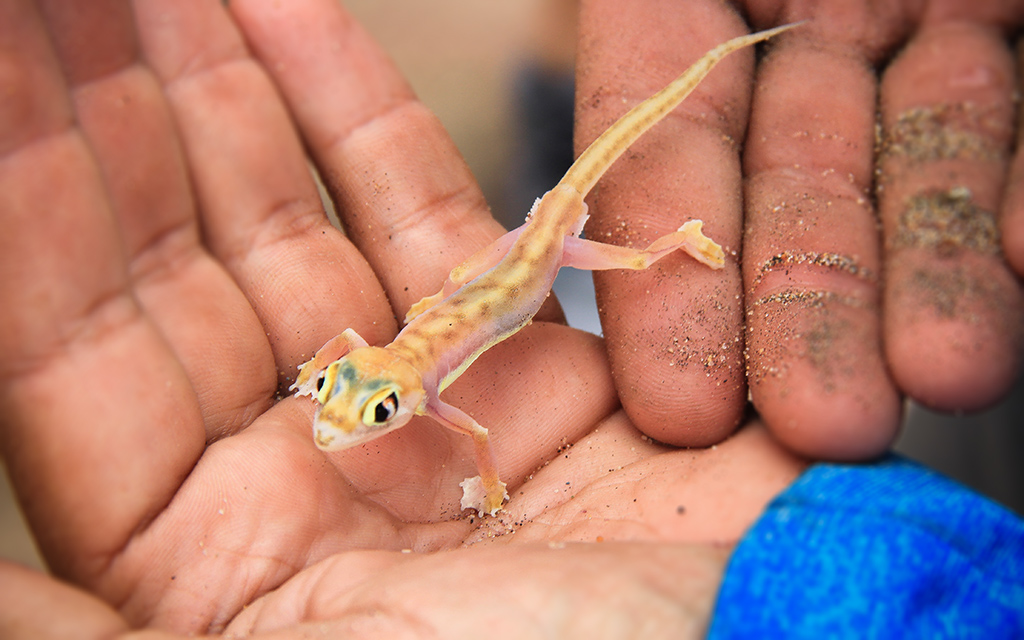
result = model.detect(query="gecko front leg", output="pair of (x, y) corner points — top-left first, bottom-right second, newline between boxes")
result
(425, 398), (508, 516)
(291, 328), (369, 397)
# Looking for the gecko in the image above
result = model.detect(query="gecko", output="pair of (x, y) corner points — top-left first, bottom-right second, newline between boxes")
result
(292, 23), (800, 517)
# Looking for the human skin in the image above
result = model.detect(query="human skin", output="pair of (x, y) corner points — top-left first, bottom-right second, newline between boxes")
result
(0, 0), (1020, 638)
(582, 0), (1024, 457)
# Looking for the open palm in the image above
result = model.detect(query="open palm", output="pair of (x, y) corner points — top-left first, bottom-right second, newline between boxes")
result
(2, 0), (1021, 638)
(0, 0), (803, 635)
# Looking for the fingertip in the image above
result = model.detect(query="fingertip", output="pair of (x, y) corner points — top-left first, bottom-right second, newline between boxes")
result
(759, 381), (901, 461)
(887, 323), (1019, 412)
(602, 274), (747, 448)
(747, 295), (902, 460)
(624, 379), (746, 449)
(746, 304), (903, 460)
(884, 252), (1023, 411)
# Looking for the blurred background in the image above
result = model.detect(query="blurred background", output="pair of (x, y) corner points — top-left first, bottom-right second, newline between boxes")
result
(2, 0), (1020, 573)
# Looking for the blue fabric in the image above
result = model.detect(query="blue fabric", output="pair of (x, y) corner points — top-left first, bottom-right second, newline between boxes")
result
(708, 455), (1024, 638)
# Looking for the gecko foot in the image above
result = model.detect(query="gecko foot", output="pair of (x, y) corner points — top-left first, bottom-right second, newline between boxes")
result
(290, 357), (323, 398)
(672, 220), (725, 269)
(289, 329), (369, 398)
(460, 476), (509, 517)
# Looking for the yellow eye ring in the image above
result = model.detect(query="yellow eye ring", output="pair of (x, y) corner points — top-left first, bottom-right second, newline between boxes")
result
(362, 390), (399, 426)
(316, 366), (339, 405)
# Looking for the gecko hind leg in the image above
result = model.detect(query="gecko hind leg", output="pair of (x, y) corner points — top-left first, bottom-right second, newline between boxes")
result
(562, 219), (725, 271)
(291, 328), (369, 397)
(425, 398), (508, 516)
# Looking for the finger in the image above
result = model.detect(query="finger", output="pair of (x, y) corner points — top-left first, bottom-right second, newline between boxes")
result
(878, 21), (1023, 411)
(131, 0), (395, 374)
(741, 11), (904, 458)
(576, 0), (752, 446)
(0, 562), (129, 640)
(38, 0), (275, 439)
(229, 0), (564, 322)
(0, 0), (203, 581)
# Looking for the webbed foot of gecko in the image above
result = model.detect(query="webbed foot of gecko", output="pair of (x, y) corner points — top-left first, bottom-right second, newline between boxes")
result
(291, 357), (323, 397)
(460, 475), (508, 517)
(648, 219), (724, 269)
(677, 219), (725, 268)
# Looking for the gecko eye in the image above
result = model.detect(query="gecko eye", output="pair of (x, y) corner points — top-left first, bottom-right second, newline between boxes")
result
(315, 365), (339, 405)
(363, 391), (399, 426)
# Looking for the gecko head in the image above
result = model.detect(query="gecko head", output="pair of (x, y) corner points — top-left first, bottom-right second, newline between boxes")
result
(311, 347), (425, 451)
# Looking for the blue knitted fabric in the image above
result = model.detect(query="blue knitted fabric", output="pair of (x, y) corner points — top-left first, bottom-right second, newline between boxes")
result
(708, 455), (1024, 638)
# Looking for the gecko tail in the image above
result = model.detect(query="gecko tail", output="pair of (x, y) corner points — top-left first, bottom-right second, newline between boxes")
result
(558, 22), (805, 197)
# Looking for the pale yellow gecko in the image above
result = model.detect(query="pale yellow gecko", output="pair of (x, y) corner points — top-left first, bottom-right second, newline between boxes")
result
(292, 24), (798, 516)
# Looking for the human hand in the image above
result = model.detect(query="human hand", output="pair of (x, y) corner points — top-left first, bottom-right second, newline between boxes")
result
(1, 539), (731, 638)
(0, 0), (802, 635)
(579, 0), (1024, 458)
